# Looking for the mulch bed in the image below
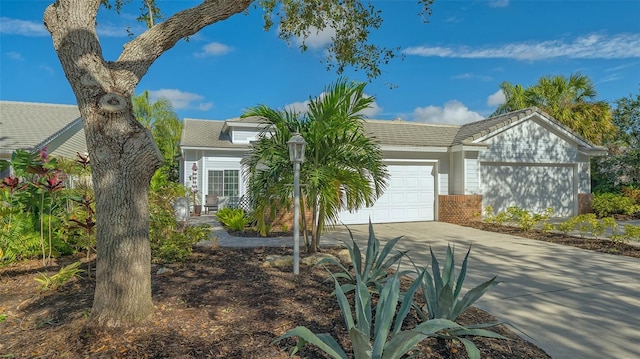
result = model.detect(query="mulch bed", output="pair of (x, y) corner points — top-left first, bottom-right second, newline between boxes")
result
(1, 246), (550, 358)
(462, 222), (640, 258)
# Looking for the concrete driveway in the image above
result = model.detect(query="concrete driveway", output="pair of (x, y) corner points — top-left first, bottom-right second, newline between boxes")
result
(323, 221), (640, 359)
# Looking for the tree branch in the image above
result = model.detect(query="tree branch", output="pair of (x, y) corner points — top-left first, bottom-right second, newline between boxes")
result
(113, 0), (253, 90)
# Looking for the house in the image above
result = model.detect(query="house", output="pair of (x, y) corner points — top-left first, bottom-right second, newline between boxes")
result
(0, 101), (87, 177)
(1, 101), (606, 224)
(180, 107), (607, 224)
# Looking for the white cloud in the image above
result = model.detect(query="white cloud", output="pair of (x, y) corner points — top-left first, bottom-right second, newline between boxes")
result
(488, 0), (510, 8)
(39, 65), (55, 75)
(284, 92), (381, 117)
(148, 89), (212, 110)
(97, 22), (144, 37)
(194, 42), (233, 57)
(452, 73), (493, 81)
(0, 17), (48, 36)
(198, 102), (214, 111)
(6, 51), (23, 60)
(487, 89), (506, 106)
(403, 33), (640, 61)
(294, 26), (336, 50)
(412, 101), (483, 125)
(284, 100), (311, 114)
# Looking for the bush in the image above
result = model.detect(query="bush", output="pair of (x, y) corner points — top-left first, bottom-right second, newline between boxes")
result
(611, 225), (640, 244)
(592, 193), (640, 217)
(484, 206), (553, 231)
(216, 207), (250, 231)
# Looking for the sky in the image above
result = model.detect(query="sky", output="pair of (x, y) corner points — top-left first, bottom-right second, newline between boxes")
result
(1, 0), (639, 125)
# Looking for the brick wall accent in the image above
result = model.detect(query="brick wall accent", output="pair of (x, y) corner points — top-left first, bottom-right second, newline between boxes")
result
(578, 193), (594, 214)
(267, 207), (313, 232)
(438, 195), (483, 224)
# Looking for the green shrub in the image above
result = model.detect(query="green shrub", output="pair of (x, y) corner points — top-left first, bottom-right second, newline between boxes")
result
(572, 214), (599, 238)
(503, 207), (554, 231)
(592, 193), (640, 217)
(593, 217), (618, 239)
(216, 208), (249, 231)
(34, 261), (83, 291)
(557, 217), (578, 235)
(153, 224), (211, 263)
(413, 245), (499, 322)
(611, 225), (640, 244)
(315, 222), (409, 294)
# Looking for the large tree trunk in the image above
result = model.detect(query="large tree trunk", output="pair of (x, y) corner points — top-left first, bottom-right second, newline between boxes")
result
(85, 97), (162, 326)
(43, 0), (253, 327)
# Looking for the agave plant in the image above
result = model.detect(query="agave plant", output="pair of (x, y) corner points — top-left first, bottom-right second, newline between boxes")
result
(275, 266), (434, 359)
(414, 244), (499, 322)
(274, 264), (505, 359)
(315, 221), (410, 294)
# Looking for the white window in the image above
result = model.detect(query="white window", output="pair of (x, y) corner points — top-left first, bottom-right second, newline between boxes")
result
(208, 170), (239, 197)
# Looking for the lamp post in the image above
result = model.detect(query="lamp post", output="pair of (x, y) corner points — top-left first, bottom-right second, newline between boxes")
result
(287, 133), (306, 275)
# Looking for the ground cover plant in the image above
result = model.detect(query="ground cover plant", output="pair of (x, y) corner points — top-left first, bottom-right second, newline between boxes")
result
(0, 245), (550, 358)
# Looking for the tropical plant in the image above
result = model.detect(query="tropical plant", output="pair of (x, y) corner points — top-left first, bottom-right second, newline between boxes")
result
(413, 245), (499, 322)
(243, 79), (389, 251)
(34, 261), (84, 291)
(492, 73), (616, 145)
(216, 208), (249, 229)
(315, 222), (409, 294)
(275, 261), (505, 359)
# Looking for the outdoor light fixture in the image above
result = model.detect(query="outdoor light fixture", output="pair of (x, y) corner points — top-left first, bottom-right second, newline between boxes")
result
(287, 133), (306, 275)
(287, 133), (306, 163)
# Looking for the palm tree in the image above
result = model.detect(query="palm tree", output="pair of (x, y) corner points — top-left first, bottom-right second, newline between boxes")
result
(242, 79), (388, 252)
(492, 73), (616, 145)
(132, 91), (183, 181)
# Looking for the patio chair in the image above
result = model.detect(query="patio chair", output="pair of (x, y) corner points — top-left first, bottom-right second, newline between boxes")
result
(204, 194), (218, 214)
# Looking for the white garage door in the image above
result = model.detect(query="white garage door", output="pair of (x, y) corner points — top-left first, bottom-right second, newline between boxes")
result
(481, 164), (575, 217)
(339, 164), (435, 224)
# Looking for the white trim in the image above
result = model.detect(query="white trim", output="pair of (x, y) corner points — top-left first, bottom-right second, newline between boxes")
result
(382, 159), (438, 163)
(181, 146), (249, 152)
(380, 145), (448, 153)
(450, 144), (488, 152)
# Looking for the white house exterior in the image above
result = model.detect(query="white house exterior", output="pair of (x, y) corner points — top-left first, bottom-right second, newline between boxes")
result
(180, 107), (607, 224)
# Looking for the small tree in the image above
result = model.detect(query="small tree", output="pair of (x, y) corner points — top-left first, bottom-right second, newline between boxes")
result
(243, 79), (388, 252)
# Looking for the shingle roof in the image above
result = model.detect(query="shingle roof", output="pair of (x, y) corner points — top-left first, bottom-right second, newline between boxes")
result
(181, 107), (594, 150)
(181, 118), (250, 148)
(363, 120), (461, 147)
(0, 101), (85, 156)
(454, 107), (537, 145)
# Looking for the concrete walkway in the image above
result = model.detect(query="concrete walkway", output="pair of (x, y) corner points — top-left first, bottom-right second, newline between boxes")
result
(193, 216), (640, 359)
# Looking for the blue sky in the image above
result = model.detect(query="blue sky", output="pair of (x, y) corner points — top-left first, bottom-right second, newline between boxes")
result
(1, 0), (639, 124)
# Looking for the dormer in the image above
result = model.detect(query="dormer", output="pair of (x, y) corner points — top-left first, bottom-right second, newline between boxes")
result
(221, 116), (271, 144)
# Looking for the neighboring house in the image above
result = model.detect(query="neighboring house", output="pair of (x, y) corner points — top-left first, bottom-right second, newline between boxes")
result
(0, 101), (87, 177)
(180, 107), (607, 224)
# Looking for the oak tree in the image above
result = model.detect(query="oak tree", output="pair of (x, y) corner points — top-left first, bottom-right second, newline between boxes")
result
(42, 0), (434, 326)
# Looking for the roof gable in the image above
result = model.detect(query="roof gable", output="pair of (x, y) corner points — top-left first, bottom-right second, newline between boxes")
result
(455, 107), (602, 150)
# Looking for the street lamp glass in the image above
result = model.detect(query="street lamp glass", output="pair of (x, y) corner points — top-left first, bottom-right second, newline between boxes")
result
(287, 133), (307, 163)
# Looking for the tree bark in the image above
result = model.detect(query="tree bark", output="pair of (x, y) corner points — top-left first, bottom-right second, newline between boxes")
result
(43, 0), (252, 327)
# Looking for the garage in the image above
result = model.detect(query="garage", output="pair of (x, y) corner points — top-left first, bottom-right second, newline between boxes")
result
(480, 163), (575, 217)
(339, 164), (435, 224)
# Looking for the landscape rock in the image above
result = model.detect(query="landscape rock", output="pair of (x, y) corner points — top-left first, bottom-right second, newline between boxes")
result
(301, 253), (338, 266)
(337, 249), (352, 265)
(262, 255), (294, 268)
(156, 267), (174, 276)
